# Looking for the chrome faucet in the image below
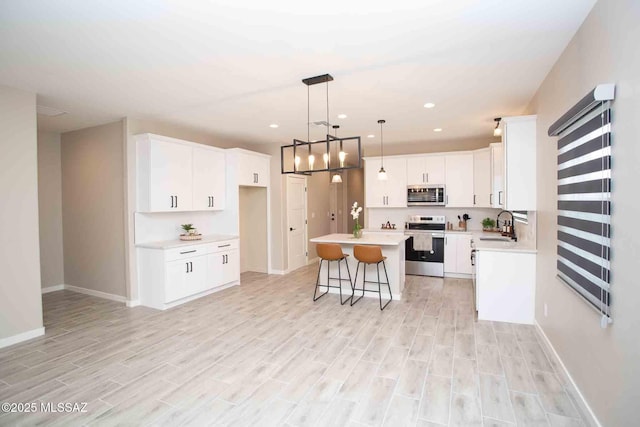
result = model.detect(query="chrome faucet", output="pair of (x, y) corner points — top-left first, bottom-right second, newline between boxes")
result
(496, 210), (517, 241)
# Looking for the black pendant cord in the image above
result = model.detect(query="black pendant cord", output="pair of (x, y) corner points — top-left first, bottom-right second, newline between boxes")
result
(379, 119), (385, 168)
(307, 85), (310, 143)
(326, 80), (330, 142)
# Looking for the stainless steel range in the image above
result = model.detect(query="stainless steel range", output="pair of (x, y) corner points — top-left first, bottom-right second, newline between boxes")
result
(405, 216), (446, 277)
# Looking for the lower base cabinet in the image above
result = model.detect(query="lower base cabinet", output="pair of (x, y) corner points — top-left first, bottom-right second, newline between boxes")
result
(444, 233), (473, 275)
(138, 239), (240, 310)
(476, 250), (535, 324)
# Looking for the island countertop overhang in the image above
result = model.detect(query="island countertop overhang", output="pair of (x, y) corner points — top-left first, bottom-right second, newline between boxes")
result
(309, 233), (409, 246)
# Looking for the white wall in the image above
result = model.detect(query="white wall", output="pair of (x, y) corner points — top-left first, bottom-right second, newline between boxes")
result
(0, 85), (43, 343)
(37, 131), (64, 288)
(61, 121), (127, 297)
(526, 0), (640, 425)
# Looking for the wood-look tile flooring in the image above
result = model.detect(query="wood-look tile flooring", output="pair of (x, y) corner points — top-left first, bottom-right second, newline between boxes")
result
(0, 266), (590, 426)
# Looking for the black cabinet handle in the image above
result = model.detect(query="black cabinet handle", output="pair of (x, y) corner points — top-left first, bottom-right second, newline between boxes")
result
(218, 244), (231, 248)
(180, 250), (196, 254)
(498, 191), (503, 205)
(473, 195), (476, 205)
(490, 193), (493, 205)
(170, 195), (175, 208)
(175, 196), (178, 208)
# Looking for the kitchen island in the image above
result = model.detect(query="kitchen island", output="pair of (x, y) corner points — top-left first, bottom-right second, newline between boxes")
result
(309, 233), (409, 300)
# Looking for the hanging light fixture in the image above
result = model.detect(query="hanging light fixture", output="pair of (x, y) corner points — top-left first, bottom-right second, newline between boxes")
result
(280, 74), (362, 175)
(493, 117), (502, 137)
(377, 119), (388, 181)
(331, 125), (343, 183)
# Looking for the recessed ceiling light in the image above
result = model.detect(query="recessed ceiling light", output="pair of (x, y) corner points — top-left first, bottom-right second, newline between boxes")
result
(337, 114), (347, 119)
(423, 102), (436, 109)
(367, 134), (375, 138)
(433, 128), (443, 132)
(269, 124), (279, 128)
(37, 105), (67, 117)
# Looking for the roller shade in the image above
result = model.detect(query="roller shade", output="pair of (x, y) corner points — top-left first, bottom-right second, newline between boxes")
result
(550, 84), (614, 323)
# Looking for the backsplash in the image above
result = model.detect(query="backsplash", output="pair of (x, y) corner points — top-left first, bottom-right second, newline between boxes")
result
(515, 211), (537, 245)
(366, 207), (502, 231)
(134, 211), (232, 244)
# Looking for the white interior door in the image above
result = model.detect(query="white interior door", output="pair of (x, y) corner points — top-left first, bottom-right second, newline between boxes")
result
(286, 175), (307, 272)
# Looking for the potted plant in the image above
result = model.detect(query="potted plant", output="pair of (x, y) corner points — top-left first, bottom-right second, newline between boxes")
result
(180, 224), (201, 240)
(351, 202), (363, 238)
(482, 217), (496, 231)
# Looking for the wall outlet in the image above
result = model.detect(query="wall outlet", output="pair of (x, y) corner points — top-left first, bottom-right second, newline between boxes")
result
(544, 303), (548, 317)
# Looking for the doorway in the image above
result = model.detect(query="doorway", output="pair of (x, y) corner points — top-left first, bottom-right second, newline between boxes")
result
(286, 175), (308, 272)
(239, 186), (268, 273)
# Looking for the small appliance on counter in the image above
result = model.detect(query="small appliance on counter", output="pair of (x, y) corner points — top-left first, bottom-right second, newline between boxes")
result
(405, 215), (446, 277)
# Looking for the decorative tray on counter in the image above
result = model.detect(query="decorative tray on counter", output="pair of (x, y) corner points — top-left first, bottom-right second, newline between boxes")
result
(179, 234), (203, 241)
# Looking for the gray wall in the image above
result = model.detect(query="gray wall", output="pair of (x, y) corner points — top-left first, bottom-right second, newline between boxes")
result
(61, 121), (127, 297)
(0, 85), (43, 341)
(526, 0), (639, 425)
(38, 131), (64, 288)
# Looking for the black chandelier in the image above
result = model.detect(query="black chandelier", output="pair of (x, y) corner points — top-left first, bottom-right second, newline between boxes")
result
(280, 73), (362, 175)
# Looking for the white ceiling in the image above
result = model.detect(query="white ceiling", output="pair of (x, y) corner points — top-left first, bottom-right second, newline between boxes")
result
(0, 0), (595, 145)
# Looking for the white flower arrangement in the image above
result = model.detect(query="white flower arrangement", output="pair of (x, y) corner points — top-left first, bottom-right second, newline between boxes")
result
(351, 202), (363, 237)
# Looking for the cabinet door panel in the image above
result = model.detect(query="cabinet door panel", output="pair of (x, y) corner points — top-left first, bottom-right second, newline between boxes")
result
(384, 158), (408, 207)
(473, 149), (491, 208)
(407, 157), (426, 185)
(365, 158), (387, 207)
(149, 140), (193, 211)
(186, 256), (207, 295)
(444, 235), (457, 273)
(165, 259), (189, 302)
(238, 153), (269, 187)
(424, 155), (446, 185)
(491, 144), (505, 208)
(445, 153), (474, 207)
(222, 250), (240, 285)
(193, 148), (226, 211)
(456, 235), (473, 275)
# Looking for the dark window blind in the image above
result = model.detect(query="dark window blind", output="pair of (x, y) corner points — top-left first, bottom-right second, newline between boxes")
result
(554, 101), (612, 319)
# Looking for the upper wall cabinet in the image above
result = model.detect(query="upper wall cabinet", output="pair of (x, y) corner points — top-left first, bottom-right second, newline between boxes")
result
(502, 116), (537, 211)
(365, 157), (407, 208)
(136, 134), (226, 212)
(473, 148), (492, 208)
(490, 143), (505, 208)
(445, 153), (474, 207)
(232, 149), (270, 187)
(407, 155), (446, 186)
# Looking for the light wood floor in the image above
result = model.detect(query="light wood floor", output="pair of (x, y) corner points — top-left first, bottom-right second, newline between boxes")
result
(0, 266), (589, 426)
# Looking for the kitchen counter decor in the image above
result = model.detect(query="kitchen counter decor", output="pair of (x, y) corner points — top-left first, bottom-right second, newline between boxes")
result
(351, 202), (363, 238)
(179, 223), (202, 241)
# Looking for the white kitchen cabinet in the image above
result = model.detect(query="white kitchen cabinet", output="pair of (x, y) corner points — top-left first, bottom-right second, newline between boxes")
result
(237, 151), (269, 187)
(502, 116), (537, 211)
(137, 136), (193, 212)
(137, 134), (226, 212)
(138, 238), (240, 310)
(490, 143), (505, 208)
(364, 157), (407, 208)
(473, 148), (491, 208)
(444, 233), (473, 275)
(445, 153), (474, 207)
(192, 147), (226, 211)
(407, 155), (446, 185)
(476, 249), (535, 324)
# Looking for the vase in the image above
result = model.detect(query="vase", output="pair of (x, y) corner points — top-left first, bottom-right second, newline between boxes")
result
(353, 228), (363, 238)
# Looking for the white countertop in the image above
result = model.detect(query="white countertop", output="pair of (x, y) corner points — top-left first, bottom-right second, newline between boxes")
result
(310, 233), (409, 246)
(136, 234), (239, 249)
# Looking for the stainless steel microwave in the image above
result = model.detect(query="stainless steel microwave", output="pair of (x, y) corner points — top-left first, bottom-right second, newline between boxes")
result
(407, 185), (446, 206)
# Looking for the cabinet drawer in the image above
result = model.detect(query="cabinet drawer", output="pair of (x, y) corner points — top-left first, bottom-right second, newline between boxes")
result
(210, 239), (239, 253)
(165, 244), (213, 262)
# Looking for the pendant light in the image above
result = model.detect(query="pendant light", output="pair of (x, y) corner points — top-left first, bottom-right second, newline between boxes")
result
(377, 119), (388, 181)
(493, 117), (502, 137)
(331, 125), (343, 183)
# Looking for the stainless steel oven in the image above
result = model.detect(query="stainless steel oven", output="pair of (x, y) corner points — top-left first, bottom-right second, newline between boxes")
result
(407, 185), (445, 206)
(405, 216), (446, 277)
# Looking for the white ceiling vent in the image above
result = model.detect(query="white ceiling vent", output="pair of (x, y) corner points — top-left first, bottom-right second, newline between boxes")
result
(37, 105), (67, 117)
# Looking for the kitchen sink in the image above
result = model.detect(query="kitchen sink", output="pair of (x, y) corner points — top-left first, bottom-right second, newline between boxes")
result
(479, 236), (513, 242)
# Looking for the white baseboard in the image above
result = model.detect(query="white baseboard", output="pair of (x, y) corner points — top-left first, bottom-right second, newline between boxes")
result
(63, 285), (127, 303)
(0, 327), (45, 349)
(41, 284), (65, 294)
(444, 273), (472, 279)
(270, 268), (291, 275)
(535, 321), (602, 427)
(307, 257), (319, 266)
(126, 299), (141, 307)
